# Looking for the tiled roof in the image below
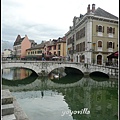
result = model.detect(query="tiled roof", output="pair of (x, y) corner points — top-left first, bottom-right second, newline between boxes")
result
(93, 7), (118, 20)
(13, 37), (25, 46)
(29, 40), (36, 43)
(26, 43), (45, 50)
(85, 7), (118, 20)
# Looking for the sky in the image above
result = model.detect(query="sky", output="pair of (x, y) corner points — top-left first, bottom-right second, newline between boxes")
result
(1, 0), (119, 44)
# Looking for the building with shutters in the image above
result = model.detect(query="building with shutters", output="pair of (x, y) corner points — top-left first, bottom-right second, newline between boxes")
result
(65, 4), (118, 65)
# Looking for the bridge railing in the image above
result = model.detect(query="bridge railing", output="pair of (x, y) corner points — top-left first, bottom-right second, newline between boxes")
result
(2, 60), (118, 69)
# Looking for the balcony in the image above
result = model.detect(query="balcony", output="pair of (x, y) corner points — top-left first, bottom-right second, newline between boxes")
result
(97, 32), (103, 36)
(108, 33), (113, 38)
(97, 47), (102, 51)
(108, 48), (113, 52)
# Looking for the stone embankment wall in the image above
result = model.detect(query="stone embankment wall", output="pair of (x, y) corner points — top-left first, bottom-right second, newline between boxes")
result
(2, 89), (29, 120)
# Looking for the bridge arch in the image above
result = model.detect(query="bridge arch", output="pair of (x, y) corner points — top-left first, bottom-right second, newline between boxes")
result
(46, 63), (85, 75)
(89, 71), (109, 78)
(2, 62), (39, 76)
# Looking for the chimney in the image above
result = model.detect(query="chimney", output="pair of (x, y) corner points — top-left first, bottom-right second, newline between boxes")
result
(92, 4), (95, 12)
(87, 4), (90, 13)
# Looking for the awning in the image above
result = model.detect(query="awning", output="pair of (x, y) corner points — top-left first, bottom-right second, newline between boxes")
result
(107, 51), (118, 58)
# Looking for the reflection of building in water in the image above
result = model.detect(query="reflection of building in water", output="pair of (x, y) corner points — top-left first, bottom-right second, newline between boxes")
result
(13, 68), (32, 80)
(2, 68), (14, 80)
(56, 79), (118, 120)
(3, 69), (11, 74)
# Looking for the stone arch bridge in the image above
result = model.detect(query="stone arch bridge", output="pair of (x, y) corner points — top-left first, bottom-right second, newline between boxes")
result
(2, 61), (118, 79)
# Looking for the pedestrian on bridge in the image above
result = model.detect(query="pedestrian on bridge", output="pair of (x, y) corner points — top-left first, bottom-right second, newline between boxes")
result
(42, 53), (45, 61)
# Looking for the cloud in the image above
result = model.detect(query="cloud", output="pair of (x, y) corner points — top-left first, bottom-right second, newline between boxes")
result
(2, 0), (119, 44)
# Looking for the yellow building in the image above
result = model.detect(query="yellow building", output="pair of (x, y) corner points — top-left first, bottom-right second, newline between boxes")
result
(26, 41), (45, 60)
(56, 37), (66, 57)
(44, 37), (66, 58)
(65, 4), (118, 65)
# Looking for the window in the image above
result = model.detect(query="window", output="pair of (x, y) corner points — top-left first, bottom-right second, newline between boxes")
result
(109, 27), (112, 33)
(37, 50), (42, 54)
(76, 44), (79, 52)
(97, 55), (102, 65)
(107, 42), (115, 49)
(108, 42), (112, 48)
(53, 45), (56, 50)
(58, 44), (61, 50)
(79, 42), (85, 52)
(96, 25), (104, 32)
(76, 27), (85, 40)
(98, 41), (102, 47)
(54, 52), (56, 55)
(58, 51), (60, 56)
(107, 27), (115, 34)
(98, 26), (102, 32)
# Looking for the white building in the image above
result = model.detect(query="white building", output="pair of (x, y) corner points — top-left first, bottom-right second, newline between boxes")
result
(2, 49), (13, 60)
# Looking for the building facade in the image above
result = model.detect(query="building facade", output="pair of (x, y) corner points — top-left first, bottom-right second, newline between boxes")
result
(65, 4), (118, 65)
(2, 49), (13, 60)
(26, 41), (45, 60)
(25, 37), (66, 60)
(13, 35), (37, 59)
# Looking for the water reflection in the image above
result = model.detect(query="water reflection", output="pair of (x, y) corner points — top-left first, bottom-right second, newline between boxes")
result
(2, 68), (32, 80)
(2, 68), (118, 120)
(50, 73), (84, 84)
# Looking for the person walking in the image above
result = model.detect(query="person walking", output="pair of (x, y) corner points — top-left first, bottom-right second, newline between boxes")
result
(42, 53), (45, 61)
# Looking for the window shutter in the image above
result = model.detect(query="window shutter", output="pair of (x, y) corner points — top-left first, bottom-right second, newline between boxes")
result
(107, 42), (109, 48)
(113, 42), (115, 49)
(107, 27), (109, 34)
(96, 25), (98, 32)
(103, 26), (104, 33)
(113, 28), (115, 34)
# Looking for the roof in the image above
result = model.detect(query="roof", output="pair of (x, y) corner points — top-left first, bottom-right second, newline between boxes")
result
(13, 35), (36, 46)
(13, 37), (25, 46)
(29, 40), (36, 43)
(93, 7), (118, 20)
(65, 6), (118, 36)
(26, 43), (45, 50)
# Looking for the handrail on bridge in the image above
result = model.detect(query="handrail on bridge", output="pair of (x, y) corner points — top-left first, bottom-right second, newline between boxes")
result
(2, 60), (118, 69)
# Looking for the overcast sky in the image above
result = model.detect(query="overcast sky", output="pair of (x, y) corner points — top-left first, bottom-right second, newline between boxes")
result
(1, 0), (119, 44)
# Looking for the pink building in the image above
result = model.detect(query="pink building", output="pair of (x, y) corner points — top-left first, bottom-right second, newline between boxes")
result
(13, 35), (36, 59)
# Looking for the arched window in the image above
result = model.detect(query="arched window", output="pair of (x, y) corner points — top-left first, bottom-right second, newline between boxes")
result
(96, 25), (104, 32)
(109, 27), (113, 33)
(98, 26), (102, 32)
(109, 42), (112, 48)
(97, 55), (102, 65)
(98, 41), (102, 47)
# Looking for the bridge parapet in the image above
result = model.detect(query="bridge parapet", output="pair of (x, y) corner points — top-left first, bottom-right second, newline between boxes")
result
(2, 61), (118, 78)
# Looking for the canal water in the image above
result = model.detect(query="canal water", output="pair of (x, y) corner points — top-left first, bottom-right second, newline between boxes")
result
(2, 68), (118, 120)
